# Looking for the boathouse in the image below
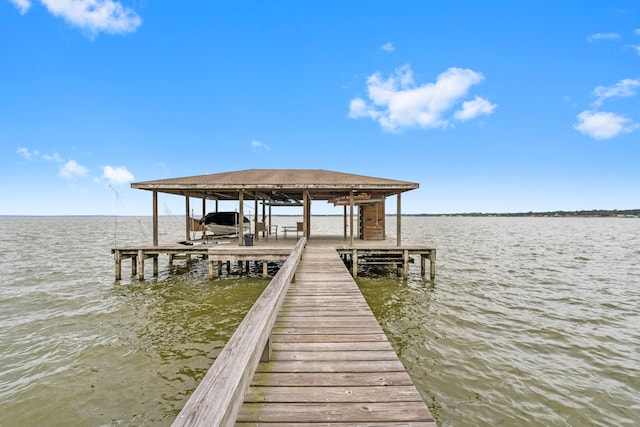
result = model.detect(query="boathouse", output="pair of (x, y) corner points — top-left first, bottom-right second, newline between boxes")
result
(114, 168), (435, 280)
(130, 168), (419, 246)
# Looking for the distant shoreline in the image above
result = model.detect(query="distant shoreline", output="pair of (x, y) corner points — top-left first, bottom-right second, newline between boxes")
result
(1, 209), (639, 218)
(405, 208), (640, 218)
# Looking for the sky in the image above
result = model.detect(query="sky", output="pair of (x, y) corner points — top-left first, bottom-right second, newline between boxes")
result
(1, 0), (639, 216)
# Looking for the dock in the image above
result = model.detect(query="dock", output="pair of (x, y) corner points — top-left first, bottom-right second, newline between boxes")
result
(111, 235), (435, 281)
(236, 245), (436, 425)
(169, 238), (436, 426)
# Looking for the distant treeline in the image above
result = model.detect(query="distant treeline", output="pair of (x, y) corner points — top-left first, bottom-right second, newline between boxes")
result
(406, 209), (640, 217)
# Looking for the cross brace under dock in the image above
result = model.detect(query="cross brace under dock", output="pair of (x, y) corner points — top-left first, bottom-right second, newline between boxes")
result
(111, 241), (435, 281)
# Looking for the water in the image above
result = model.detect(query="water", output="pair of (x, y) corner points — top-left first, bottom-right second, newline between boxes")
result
(1, 216), (639, 426)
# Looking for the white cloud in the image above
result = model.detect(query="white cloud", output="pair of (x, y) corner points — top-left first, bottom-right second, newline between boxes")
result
(454, 96), (497, 121)
(17, 146), (38, 159)
(587, 32), (620, 42)
(60, 159), (89, 178)
(9, 0), (31, 14)
(348, 64), (495, 132)
(574, 110), (638, 139)
(593, 78), (640, 106)
(103, 165), (134, 184)
(11, 0), (141, 35)
(251, 139), (271, 151)
(381, 42), (395, 52)
(42, 152), (63, 162)
(17, 147), (66, 162)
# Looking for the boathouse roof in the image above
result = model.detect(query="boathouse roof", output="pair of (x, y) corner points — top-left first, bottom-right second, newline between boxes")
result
(131, 168), (418, 202)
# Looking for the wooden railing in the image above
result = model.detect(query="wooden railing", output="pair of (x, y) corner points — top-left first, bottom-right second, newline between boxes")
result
(172, 237), (306, 427)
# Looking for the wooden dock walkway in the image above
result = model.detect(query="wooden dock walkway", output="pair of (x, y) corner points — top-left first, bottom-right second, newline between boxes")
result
(235, 245), (436, 425)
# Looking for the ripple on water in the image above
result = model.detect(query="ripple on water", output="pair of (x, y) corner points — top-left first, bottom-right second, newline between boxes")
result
(1, 216), (640, 426)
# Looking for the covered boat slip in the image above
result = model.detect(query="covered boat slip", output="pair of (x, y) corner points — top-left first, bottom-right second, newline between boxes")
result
(115, 169), (435, 280)
(129, 169), (420, 248)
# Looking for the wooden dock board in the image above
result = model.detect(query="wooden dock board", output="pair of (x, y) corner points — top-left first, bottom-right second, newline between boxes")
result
(236, 246), (436, 426)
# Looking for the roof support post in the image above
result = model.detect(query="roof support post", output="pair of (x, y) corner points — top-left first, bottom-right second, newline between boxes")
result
(303, 190), (310, 238)
(396, 192), (402, 246)
(261, 197), (266, 239)
(343, 206), (347, 240)
(254, 193), (259, 240)
(239, 190), (245, 246)
(185, 195), (190, 241)
(153, 191), (158, 247)
(349, 190), (354, 246)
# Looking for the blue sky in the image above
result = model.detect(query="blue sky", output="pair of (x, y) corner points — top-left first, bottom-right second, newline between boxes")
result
(2, 1), (639, 216)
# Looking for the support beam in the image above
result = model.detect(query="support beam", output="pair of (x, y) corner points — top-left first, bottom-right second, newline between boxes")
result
(137, 249), (144, 280)
(114, 250), (122, 280)
(430, 250), (436, 281)
(254, 194), (259, 240)
(349, 191), (354, 246)
(343, 206), (347, 240)
(351, 249), (358, 278)
(153, 191), (158, 246)
(396, 193), (402, 247)
(185, 196), (190, 241)
(303, 191), (310, 238)
(403, 249), (409, 279)
(239, 190), (245, 246)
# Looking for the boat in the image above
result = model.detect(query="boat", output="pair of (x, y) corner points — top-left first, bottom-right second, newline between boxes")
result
(199, 211), (250, 235)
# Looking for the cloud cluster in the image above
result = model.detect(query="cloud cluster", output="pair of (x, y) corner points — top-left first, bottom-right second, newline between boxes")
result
(348, 64), (496, 133)
(574, 79), (640, 139)
(8, 0), (141, 35)
(593, 78), (640, 107)
(574, 81), (640, 139)
(574, 31), (640, 139)
(16, 147), (134, 184)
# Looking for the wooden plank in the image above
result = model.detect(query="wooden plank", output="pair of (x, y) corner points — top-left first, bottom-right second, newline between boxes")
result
(244, 385), (425, 403)
(272, 341), (393, 351)
(256, 359), (407, 373)
(237, 422), (435, 427)
(269, 350), (400, 362)
(274, 317), (382, 328)
(272, 333), (388, 343)
(272, 326), (382, 335)
(250, 371), (415, 387)
(236, 402), (433, 423)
